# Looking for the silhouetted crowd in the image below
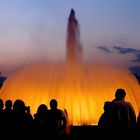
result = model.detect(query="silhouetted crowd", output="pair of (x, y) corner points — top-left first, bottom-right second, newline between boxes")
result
(0, 98), (69, 139)
(0, 88), (140, 139)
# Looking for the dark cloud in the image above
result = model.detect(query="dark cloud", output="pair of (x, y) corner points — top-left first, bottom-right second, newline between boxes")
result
(132, 54), (140, 63)
(113, 46), (140, 54)
(96, 45), (140, 83)
(96, 45), (140, 64)
(113, 46), (140, 83)
(129, 66), (140, 84)
(113, 46), (140, 63)
(97, 46), (140, 62)
(0, 76), (6, 88)
(96, 46), (111, 53)
(129, 66), (140, 75)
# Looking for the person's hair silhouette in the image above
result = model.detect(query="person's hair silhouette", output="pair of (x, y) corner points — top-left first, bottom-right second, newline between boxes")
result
(5, 100), (12, 110)
(50, 99), (57, 109)
(115, 88), (126, 100)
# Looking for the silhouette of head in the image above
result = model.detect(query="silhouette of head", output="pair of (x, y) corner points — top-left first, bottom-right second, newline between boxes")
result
(37, 104), (48, 114)
(5, 100), (12, 109)
(104, 101), (113, 112)
(50, 99), (57, 109)
(13, 99), (25, 112)
(0, 99), (4, 110)
(115, 88), (126, 100)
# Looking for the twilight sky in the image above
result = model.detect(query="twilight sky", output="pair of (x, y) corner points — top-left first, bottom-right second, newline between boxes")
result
(0, 0), (140, 76)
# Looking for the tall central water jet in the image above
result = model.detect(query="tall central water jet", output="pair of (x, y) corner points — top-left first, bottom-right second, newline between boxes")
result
(0, 9), (140, 125)
(66, 9), (83, 65)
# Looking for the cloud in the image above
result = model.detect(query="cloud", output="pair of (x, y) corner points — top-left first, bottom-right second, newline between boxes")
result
(96, 45), (140, 82)
(132, 54), (140, 63)
(112, 46), (140, 82)
(96, 46), (111, 53)
(96, 45), (140, 64)
(113, 46), (140, 54)
(112, 46), (140, 64)
(129, 66), (140, 84)
(129, 66), (140, 75)
(0, 75), (6, 88)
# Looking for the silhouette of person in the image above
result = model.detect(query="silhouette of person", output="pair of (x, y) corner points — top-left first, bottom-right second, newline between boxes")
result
(136, 111), (140, 128)
(5, 100), (12, 110)
(47, 99), (67, 138)
(112, 88), (136, 128)
(0, 99), (4, 128)
(98, 101), (115, 128)
(0, 99), (4, 110)
(12, 99), (33, 129)
(3, 100), (14, 128)
(34, 104), (48, 129)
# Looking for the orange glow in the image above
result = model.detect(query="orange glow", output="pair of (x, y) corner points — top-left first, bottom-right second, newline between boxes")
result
(0, 62), (140, 125)
(0, 9), (140, 126)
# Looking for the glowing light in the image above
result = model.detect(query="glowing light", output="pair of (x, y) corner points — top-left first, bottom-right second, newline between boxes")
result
(0, 62), (140, 125)
(0, 9), (140, 125)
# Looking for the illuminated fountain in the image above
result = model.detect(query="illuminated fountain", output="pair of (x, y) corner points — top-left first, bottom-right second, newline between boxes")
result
(0, 9), (140, 125)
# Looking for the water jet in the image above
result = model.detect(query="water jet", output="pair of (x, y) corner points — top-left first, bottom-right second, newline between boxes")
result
(0, 9), (140, 125)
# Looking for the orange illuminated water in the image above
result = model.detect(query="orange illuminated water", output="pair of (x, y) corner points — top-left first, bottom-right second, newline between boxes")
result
(0, 62), (140, 125)
(0, 9), (140, 125)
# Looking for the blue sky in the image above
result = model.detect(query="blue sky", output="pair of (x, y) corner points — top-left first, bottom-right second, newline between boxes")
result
(0, 0), (140, 75)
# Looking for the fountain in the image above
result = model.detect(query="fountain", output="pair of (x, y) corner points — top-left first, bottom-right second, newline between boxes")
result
(0, 9), (140, 125)
(66, 9), (83, 65)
